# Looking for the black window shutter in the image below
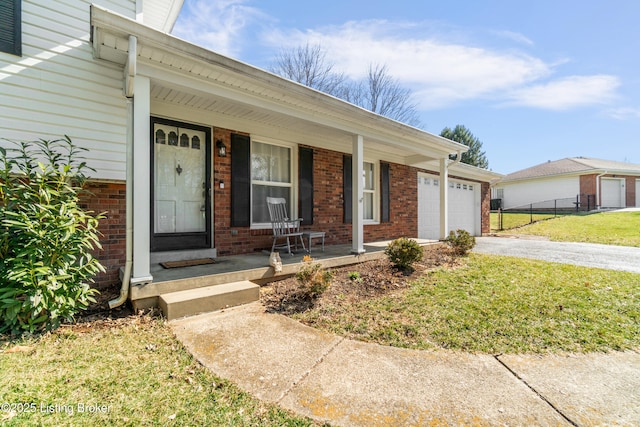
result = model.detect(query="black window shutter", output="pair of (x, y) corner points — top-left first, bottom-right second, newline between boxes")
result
(231, 134), (251, 227)
(343, 155), (352, 223)
(381, 162), (390, 222)
(299, 147), (314, 225)
(0, 0), (21, 56)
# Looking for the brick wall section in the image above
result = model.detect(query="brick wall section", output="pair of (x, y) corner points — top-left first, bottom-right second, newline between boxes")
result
(363, 161), (417, 241)
(580, 174), (597, 204)
(211, 128), (274, 256)
(581, 173), (638, 208)
(81, 182), (126, 289)
(84, 129), (495, 283)
(306, 146), (351, 245)
(213, 142), (421, 255)
(481, 181), (491, 234)
(625, 176), (636, 207)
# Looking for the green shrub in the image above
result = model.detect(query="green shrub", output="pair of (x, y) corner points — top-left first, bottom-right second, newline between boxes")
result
(0, 137), (104, 335)
(446, 229), (476, 256)
(295, 256), (332, 297)
(348, 271), (362, 282)
(385, 237), (423, 270)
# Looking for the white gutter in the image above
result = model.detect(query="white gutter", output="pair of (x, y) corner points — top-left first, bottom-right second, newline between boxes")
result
(109, 35), (136, 309)
(595, 170), (607, 210)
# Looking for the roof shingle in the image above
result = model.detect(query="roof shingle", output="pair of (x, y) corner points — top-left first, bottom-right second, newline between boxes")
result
(501, 157), (640, 182)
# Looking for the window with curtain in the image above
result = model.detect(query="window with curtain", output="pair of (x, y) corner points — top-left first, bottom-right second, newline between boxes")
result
(363, 161), (375, 220)
(251, 141), (292, 224)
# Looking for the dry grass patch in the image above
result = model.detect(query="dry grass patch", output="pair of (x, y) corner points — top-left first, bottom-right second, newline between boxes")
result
(0, 312), (321, 426)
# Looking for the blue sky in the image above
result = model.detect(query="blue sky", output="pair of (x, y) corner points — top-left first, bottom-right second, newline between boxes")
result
(172, 0), (639, 174)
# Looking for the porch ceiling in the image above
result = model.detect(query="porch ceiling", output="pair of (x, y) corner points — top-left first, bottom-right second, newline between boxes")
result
(91, 5), (468, 165)
(148, 80), (426, 162)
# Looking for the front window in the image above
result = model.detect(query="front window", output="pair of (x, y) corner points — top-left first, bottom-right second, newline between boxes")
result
(251, 141), (292, 224)
(363, 161), (376, 221)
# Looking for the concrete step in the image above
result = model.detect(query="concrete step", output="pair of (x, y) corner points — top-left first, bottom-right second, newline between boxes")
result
(159, 281), (260, 321)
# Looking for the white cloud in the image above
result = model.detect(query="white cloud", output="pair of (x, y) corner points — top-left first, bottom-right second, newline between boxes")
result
(174, 4), (622, 112)
(264, 20), (553, 108)
(172, 0), (268, 57)
(606, 107), (640, 120)
(492, 30), (535, 46)
(504, 75), (620, 110)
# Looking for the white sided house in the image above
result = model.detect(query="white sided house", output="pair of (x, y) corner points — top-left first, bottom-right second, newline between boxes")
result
(493, 157), (640, 211)
(1, 0), (499, 314)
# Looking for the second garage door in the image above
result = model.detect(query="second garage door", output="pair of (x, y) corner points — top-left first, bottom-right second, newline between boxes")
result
(418, 173), (480, 240)
(601, 178), (625, 208)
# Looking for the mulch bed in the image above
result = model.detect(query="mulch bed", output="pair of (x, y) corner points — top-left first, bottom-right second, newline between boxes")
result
(261, 244), (461, 315)
(73, 244), (459, 331)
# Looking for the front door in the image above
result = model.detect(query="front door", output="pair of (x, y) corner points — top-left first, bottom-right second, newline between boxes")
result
(151, 117), (212, 251)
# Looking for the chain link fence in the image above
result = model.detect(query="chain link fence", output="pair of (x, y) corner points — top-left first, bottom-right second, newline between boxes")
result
(491, 194), (596, 231)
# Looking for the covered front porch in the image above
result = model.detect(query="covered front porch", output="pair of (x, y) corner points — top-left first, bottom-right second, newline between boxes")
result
(90, 6), (467, 314)
(132, 239), (438, 318)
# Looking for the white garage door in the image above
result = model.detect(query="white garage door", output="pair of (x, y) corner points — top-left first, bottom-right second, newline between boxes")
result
(601, 178), (624, 208)
(636, 180), (640, 207)
(418, 173), (480, 240)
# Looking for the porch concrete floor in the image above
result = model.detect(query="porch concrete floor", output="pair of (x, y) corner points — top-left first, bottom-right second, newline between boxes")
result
(150, 239), (437, 285)
(130, 239), (438, 309)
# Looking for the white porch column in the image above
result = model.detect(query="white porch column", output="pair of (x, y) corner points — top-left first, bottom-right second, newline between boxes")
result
(439, 157), (449, 240)
(131, 75), (153, 284)
(351, 134), (365, 254)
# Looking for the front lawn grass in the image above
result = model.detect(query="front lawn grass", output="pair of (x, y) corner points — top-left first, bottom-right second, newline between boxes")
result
(490, 211), (560, 231)
(294, 254), (640, 354)
(0, 315), (317, 427)
(497, 211), (640, 247)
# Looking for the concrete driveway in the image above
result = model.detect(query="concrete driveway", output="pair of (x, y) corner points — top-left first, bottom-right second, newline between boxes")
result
(474, 236), (640, 274)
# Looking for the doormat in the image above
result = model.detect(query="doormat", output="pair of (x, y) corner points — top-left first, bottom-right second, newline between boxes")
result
(160, 258), (215, 269)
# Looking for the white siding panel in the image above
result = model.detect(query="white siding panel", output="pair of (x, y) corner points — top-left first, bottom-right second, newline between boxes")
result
(501, 177), (579, 209)
(0, 0), (136, 181)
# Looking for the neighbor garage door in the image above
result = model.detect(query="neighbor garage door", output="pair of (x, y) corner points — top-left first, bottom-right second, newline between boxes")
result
(601, 178), (624, 208)
(417, 173), (480, 240)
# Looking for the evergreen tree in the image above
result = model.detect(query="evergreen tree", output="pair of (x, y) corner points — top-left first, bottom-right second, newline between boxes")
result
(440, 125), (489, 169)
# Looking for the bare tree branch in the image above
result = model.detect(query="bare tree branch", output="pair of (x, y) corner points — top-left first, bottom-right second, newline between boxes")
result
(270, 43), (346, 96)
(270, 45), (422, 127)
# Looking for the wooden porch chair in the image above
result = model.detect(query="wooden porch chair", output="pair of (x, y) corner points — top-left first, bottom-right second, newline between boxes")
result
(266, 197), (307, 255)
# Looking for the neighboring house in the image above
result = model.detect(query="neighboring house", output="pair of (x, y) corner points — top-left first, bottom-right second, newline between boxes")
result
(1, 1), (499, 309)
(493, 157), (640, 210)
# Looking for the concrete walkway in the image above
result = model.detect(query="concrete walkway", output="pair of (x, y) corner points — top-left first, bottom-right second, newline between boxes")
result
(473, 236), (640, 274)
(172, 302), (640, 426)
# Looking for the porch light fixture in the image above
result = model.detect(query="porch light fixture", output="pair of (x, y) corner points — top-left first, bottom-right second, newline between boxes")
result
(216, 139), (227, 157)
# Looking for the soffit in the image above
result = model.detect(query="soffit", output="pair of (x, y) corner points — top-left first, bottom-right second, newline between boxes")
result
(142, 0), (184, 32)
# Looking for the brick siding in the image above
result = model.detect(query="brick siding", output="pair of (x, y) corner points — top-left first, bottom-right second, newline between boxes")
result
(625, 176), (636, 207)
(581, 173), (638, 208)
(84, 128), (493, 288)
(81, 182), (126, 290)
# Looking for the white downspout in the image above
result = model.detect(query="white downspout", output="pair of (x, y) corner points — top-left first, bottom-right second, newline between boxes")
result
(451, 151), (463, 166)
(595, 170), (607, 210)
(109, 36), (136, 309)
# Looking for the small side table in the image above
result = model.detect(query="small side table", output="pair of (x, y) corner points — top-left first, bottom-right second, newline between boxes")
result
(302, 231), (325, 252)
